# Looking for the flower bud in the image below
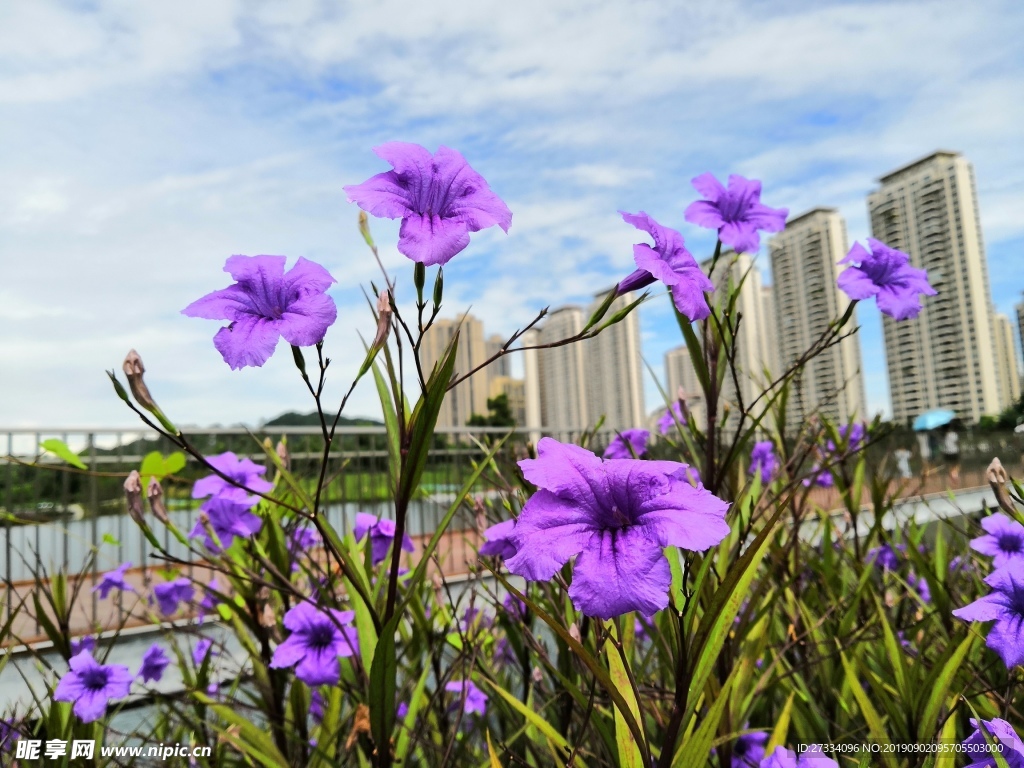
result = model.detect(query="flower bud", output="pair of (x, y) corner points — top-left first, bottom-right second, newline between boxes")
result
(358, 211), (375, 248)
(123, 350), (157, 411)
(987, 457), (1016, 515)
(372, 289), (392, 351)
(275, 439), (290, 471)
(124, 470), (144, 525)
(531, 666), (544, 683)
(147, 476), (169, 525)
(568, 622), (581, 644)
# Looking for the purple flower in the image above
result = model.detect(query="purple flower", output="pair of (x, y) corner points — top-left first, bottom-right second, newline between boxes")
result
(602, 429), (649, 460)
(749, 442), (777, 485)
(396, 701), (409, 720)
(93, 562), (134, 599)
(505, 438), (730, 619)
(479, 519), (517, 559)
(269, 602), (359, 686)
(963, 718), (1024, 768)
(909, 571), (931, 603)
(183, 255), (337, 370)
(634, 615), (652, 643)
(826, 422), (867, 456)
(192, 451), (272, 504)
(502, 593), (528, 621)
(53, 651), (133, 723)
(444, 679), (488, 716)
(953, 561), (1024, 668)
(310, 690), (325, 724)
(199, 578), (220, 614)
(837, 239), (936, 321)
(189, 496), (263, 552)
(658, 402), (686, 435)
(344, 142), (512, 267)
(137, 644), (170, 683)
(801, 465), (833, 488)
(617, 211), (714, 320)
(724, 730), (767, 768)
(684, 173), (788, 254)
(0, 718), (16, 755)
(290, 526), (320, 552)
(760, 746), (837, 768)
(71, 635), (97, 656)
(971, 514), (1024, 569)
(354, 513), (415, 566)
(192, 638), (214, 666)
(866, 544), (905, 572)
(153, 578), (194, 616)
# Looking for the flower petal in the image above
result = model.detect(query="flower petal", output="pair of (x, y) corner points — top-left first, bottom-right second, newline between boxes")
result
(278, 292), (338, 347)
(635, 480), (731, 551)
(952, 594), (1008, 622)
(283, 256), (336, 296)
(836, 266), (880, 301)
(223, 254), (287, 284)
(683, 199), (725, 230)
(434, 146), (512, 233)
(181, 285), (251, 321)
(505, 490), (600, 580)
(518, 437), (605, 503)
(690, 172), (726, 202)
(213, 316), (281, 370)
(397, 214), (471, 266)
(569, 526), (671, 618)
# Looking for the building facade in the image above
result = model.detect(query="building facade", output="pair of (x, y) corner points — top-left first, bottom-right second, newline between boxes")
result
(868, 151), (1001, 424)
(768, 207), (866, 431)
(418, 313), (489, 429)
(582, 291), (645, 433)
(535, 306), (589, 435)
(995, 312), (1022, 409)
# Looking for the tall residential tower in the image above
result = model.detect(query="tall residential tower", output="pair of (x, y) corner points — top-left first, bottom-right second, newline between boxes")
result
(768, 207), (866, 430)
(868, 151), (1001, 424)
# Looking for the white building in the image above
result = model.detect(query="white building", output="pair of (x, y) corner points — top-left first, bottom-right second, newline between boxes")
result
(768, 207), (866, 431)
(868, 151), (1001, 424)
(582, 291), (645, 433)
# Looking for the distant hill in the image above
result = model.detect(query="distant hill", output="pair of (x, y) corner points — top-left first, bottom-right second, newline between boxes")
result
(263, 411), (383, 428)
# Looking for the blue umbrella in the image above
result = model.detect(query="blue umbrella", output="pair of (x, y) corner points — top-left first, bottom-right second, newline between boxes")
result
(912, 409), (956, 431)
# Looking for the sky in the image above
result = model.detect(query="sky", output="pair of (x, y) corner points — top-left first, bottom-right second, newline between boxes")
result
(1, 0), (1023, 430)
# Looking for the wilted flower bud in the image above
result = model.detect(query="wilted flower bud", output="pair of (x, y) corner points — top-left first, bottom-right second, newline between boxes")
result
(531, 666), (543, 683)
(124, 470), (144, 525)
(568, 622), (581, 644)
(358, 211), (374, 248)
(987, 457), (1015, 515)
(275, 439), (290, 471)
(372, 289), (392, 351)
(147, 476), (169, 525)
(123, 350), (157, 411)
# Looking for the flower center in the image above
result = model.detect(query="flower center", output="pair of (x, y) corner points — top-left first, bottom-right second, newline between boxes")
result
(999, 534), (1022, 554)
(81, 667), (110, 692)
(308, 623), (336, 650)
(608, 505), (632, 529)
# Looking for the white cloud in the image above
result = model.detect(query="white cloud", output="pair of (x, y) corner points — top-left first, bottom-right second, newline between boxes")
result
(1, 0), (1022, 428)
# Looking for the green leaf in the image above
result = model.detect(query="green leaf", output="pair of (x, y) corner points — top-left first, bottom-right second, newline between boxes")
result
(101, 533), (120, 547)
(839, 650), (897, 768)
(486, 730), (504, 768)
(607, 631), (645, 768)
(139, 450), (187, 483)
(483, 679), (573, 758)
(195, 695), (289, 767)
(371, 361), (401, 495)
(672, 668), (737, 767)
(369, 613), (400, 758)
(394, 663), (432, 762)
(40, 438), (87, 470)
(400, 332), (460, 504)
(766, 691), (795, 754)
(685, 500), (786, 724)
(919, 631), (975, 740)
(490, 571), (650, 766)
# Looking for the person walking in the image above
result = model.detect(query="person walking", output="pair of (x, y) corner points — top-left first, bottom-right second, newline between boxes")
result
(894, 447), (912, 480)
(942, 428), (960, 483)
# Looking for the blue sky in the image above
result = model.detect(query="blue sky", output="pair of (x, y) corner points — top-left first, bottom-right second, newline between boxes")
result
(1, 0), (1022, 428)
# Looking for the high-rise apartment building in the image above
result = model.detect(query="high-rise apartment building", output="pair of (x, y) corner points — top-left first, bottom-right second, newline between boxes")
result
(485, 334), (511, 378)
(535, 306), (589, 434)
(768, 207), (866, 431)
(488, 375), (528, 425)
(419, 313), (489, 429)
(868, 151), (1001, 424)
(667, 252), (775, 429)
(663, 344), (704, 425)
(1016, 294), (1024, 383)
(582, 291), (645, 432)
(994, 312), (1022, 408)
(761, 285), (781, 381)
